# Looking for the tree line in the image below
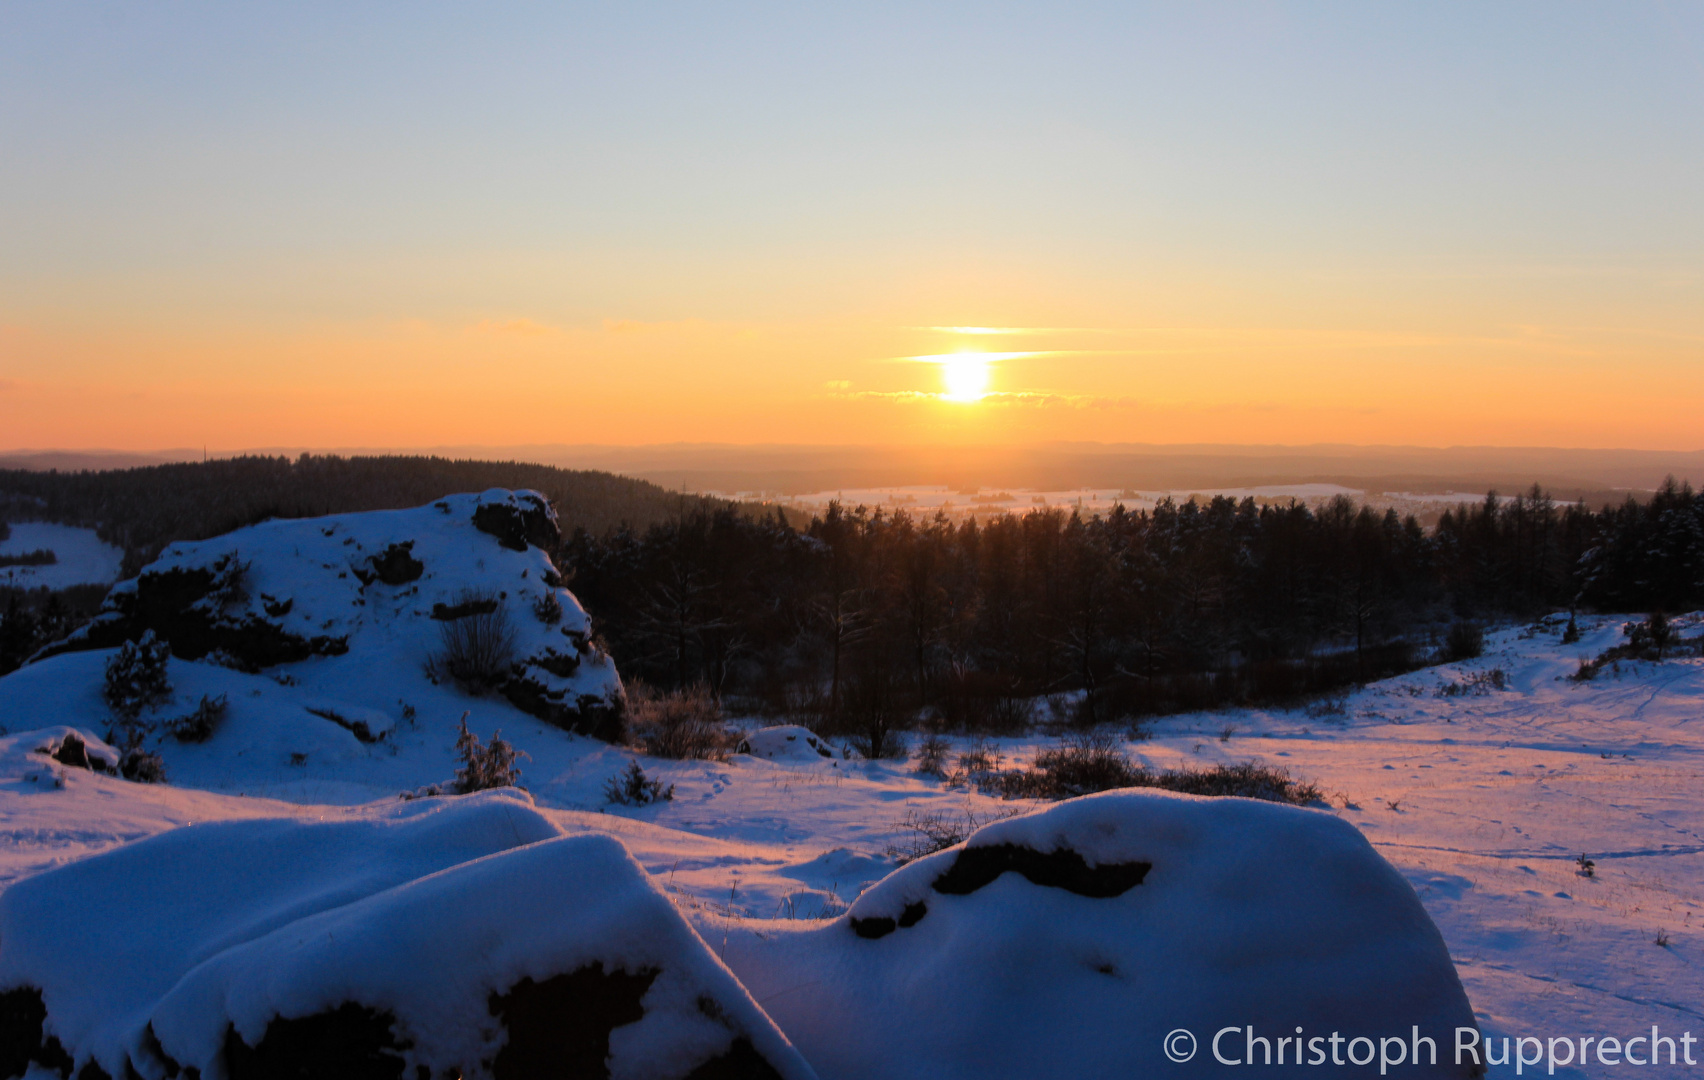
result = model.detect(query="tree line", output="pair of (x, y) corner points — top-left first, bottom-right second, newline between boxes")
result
(563, 479), (1704, 739)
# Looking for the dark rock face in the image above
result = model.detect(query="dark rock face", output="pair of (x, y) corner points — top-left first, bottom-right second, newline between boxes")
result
(473, 494), (558, 553)
(36, 555), (347, 670)
(430, 597), (499, 621)
(0, 986), (73, 1079)
(44, 733), (114, 775)
(930, 844), (1150, 899)
(488, 963), (658, 1080)
(366, 543), (424, 586)
(51, 733), (92, 770)
(223, 1003), (408, 1080)
(500, 680), (625, 743)
(681, 1038), (787, 1080)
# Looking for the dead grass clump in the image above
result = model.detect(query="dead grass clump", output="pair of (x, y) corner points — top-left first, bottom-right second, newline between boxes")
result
(884, 805), (1023, 866)
(426, 591), (517, 693)
(978, 732), (1324, 806)
(628, 682), (733, 760)
(1147, 761), (1323, 803)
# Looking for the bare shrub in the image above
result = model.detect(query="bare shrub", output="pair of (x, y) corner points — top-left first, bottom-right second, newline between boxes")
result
(990, 732), (1142, 799)
(119, 749), (167, 784)
(453, 713), (528, 792)
(884, 805), (1023, 866)
(1443, 620), (1484, 661)
(1303, 693), (1348, 719)
(935, 666), (1033, 735)
(1436, 668), (1508, 697)
(532, 591), (563, 624)
(169, 693), (228, 743)
(605, 760), (673, 805)
(914, 733), (950, 777)
(947, 738), (1003, 788)
(427, 592), (517, 692)
(836, 660), (909, 760)
(627, 682), (733, 760)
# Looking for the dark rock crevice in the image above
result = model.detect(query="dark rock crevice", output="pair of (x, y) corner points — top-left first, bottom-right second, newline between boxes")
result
(488, 963), (658, 1080)
(222, 1002), (409, 1080)
(930, 844), (1151, 899)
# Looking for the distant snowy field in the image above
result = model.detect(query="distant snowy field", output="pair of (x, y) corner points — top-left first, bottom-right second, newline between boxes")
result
(0, 523), (123, 589)
(718, 483), (1508, 522)
(1, 617), (1698, 1076)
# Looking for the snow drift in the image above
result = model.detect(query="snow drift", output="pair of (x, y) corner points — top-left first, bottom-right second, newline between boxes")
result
(0, 792), (815, 1080)
(715, 789), (1481, 1079)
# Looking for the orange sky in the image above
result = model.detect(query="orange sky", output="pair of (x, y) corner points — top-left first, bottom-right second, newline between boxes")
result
(2, 6), (1700, 452)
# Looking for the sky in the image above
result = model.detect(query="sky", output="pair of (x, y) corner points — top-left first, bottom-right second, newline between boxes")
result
(1, 2), (1701, 452)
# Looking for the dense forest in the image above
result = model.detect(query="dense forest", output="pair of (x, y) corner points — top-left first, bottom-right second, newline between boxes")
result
(4, 459), (1702, 735)
(564, 479), (1704, 737)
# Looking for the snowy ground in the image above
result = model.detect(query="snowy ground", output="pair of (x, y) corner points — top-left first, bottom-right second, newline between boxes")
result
(0, 523), (123, 590)
(0, 615), (1699, 1076)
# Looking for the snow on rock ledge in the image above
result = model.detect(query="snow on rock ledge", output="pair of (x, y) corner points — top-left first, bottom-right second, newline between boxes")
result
(715, 789), (1481, 1080)
(32, 490), (624, 740)
(0, 793), (815, 1080)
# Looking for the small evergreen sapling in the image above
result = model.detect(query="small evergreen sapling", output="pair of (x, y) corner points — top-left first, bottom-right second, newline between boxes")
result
(103, 631), (172, 721)
(604, 760), (673, 805)
(452, 713), (527, 793)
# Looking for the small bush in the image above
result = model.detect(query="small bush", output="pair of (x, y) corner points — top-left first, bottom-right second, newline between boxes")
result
(169, 694), (228, 743)
(914, 733), (950, 778)
(1303, 693), (1348, 719)
(947, 739), (1003, 787)
(1645, 612), (1672, 659)
(426, 592), (517, 692)
(119, 749), (167, 784)
(990, 732), (1143, 799)
(532, 591), (563, 624)
(1560, 614), (1581, 644)
(1437, 668), (1508, 697)
(103, 630), (172, 722)
(1443, 620), (1484, 662)
(628, 682), (732, 760)
(605, 760), (673, 805)
(453, 713), (528, 792)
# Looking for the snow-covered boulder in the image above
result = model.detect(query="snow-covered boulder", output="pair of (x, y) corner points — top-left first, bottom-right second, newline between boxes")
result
(715, 789), (1480, 1079)
(735, 725), (836, 762)
(31, 490), (623, 740)
(0, 794), (815, 1080)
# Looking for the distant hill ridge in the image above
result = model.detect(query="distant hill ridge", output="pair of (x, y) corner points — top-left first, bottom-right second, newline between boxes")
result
(0, 454), (765, 577)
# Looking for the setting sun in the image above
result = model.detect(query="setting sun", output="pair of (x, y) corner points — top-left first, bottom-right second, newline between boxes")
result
(942, 355), (991, 402)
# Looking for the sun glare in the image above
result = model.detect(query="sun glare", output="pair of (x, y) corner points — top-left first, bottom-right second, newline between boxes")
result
(943, 355), (990, 402)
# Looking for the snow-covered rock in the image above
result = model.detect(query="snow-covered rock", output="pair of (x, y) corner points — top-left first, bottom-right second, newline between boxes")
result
(0, 793), (815, 1080)
(735, 726), (835, 762)
(718, 789), (1480, 1079)
(28, 490), (623, 740)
